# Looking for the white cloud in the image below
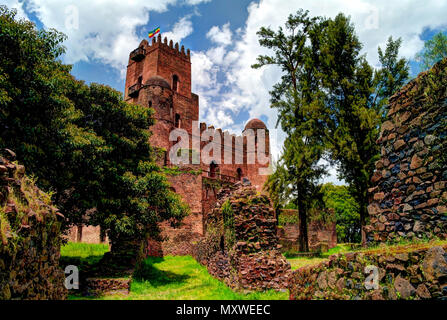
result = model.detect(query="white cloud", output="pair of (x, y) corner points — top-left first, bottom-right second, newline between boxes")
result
(163, 15), (194, 44)
(24, 0), (175, 77)
(3, 0), (29, 19)
(183, 0), (212, 5)
(206, 22), (232, 46)
(7, 0), (210, 77)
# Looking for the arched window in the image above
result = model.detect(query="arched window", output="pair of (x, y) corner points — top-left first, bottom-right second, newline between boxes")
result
(172, 74), (179, 92)
(237, 168), (242, 181)
(175, 113), (181, 128)
(149, 101), (152, 107)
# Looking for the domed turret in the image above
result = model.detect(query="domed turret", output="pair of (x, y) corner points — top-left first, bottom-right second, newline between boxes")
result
(244, 118), (267, 131)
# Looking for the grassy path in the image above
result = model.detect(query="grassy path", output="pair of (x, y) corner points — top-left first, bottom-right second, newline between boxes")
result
(104, 256), (288, 300)
(62, 243), (288, 300)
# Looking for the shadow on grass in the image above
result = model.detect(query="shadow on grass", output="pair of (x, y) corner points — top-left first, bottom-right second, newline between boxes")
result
(133, 257), (189, 287)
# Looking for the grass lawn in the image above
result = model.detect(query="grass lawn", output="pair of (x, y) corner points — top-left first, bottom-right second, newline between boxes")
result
(61, 242), (288, 300)
(61, 242), (110, 258)
(286, 244), (353, 270)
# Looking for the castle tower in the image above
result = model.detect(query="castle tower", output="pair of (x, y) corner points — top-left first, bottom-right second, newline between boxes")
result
(124, 36), (199, 154)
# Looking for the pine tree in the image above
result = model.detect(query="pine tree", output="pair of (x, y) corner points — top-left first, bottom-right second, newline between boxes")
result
(253, 9), (327, 252)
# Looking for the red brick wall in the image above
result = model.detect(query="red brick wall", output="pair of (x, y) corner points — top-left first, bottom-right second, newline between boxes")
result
(66, 225), (108, 244)
(277, 209), (337, 252)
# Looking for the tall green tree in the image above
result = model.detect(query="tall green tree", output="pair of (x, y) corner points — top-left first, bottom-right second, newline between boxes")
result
(0, 6), (187, 258)
(254, 10), (327, 252)
(416, 31), (447, 70)
(255, 10), (409, 244)
(316, 15), (409, 241)
(373, 37), (410, 118)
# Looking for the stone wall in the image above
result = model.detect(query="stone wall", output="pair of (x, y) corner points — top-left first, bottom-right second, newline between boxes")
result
(66, 225), (108, 244)
(193, 183), (290, 291)
(277, 209), (337, 253)
(0, 150), (67, 299)
(289, 243), (447, 300)
(365, 58), (447, 243)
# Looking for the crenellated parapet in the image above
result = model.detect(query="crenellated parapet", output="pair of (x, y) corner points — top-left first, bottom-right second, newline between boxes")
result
(130, 35), (191, 63)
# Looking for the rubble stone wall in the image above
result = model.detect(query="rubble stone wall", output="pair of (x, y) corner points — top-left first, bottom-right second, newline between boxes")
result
(0, 150), (67, 299)
(365, 58), (447, 242)
(289, 243), (447, 300)
(193, 184), (291, 291)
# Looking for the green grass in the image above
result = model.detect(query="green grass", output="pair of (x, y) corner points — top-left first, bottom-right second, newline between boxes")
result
(286, 244), (353, 270)
(61, 242), (110, 258)
(287, 257), (327, 270)
(105, 256), (287, 300)
(61, 243), (288, 300)
(60, 242), (111, 273)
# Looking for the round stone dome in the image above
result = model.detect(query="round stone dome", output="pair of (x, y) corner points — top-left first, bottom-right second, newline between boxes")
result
(145, 76), (171, 90)
(244, 118), (267, 130)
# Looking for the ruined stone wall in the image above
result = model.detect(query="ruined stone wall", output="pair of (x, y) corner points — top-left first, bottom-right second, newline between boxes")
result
(66, 225), (108, 244)
(289, 243), (447, 300)
(146, 168), (203, 256)
(193, 184), (290, 291)
(277, 209), (337, 253)
(365, 58), (447, 243)
(0, 150), (67, 299)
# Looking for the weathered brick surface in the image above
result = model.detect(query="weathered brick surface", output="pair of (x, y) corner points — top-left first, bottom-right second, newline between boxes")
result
(85, 278), (130, 296)
(66, 225), (108, 244)
(277, 209), (337, 253)
(289, 244), (447, 300)
(194, 184), (291, 291)
(365, 58), (447, 243)
(0, 150), (67, 299)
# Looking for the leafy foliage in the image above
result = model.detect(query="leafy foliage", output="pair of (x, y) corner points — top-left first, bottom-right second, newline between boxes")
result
(320, 183), (361, 243)
(257, 10), (409, 244)
(416, 32), (447, 70)
(254, 9), (328, 252)
(221, 200), (235, 249)
(0, 6), (188, 249)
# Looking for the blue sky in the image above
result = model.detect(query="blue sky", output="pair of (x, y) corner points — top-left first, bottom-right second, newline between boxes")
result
(4, 0), (447, 184)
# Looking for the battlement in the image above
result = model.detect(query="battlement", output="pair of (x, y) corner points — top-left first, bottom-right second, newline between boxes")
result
(130, 35), (191, 63)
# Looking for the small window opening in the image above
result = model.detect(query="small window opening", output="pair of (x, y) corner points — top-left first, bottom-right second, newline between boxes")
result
(173, 75), (179, 92)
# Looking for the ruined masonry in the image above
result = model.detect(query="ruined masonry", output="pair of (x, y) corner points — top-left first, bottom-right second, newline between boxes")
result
(194, 183), (291, 291)
(0, 149), (67, 299)
(289, 243), (447, 300)
(365, 58), (447, 243)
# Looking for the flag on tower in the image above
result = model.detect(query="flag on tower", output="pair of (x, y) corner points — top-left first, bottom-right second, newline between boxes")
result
(148, 27), (160, 38)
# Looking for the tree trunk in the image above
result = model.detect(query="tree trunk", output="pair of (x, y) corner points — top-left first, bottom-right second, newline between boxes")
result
(297, 196), (309, 252)
(360, 203), (367, 247)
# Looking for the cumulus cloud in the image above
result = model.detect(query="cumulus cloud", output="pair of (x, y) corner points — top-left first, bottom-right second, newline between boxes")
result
(163, 15), (194, 44)
(206, 22), (232, 46)
(3, 0), (210, 77)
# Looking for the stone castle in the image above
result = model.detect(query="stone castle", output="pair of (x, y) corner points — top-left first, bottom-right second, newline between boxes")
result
(69, 35), (272, 254)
